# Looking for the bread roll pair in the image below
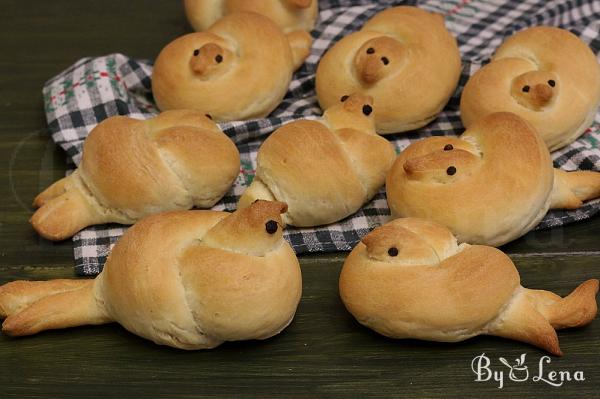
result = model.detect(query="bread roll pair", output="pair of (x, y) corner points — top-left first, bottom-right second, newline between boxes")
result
(4, 201), (302, 349)
(387, 112), (600, 247)
(340, 217), (599, 356)
(184, 0), (318, 33)
(461, 27), (600, 151)
(31, 110), (240, 241)
(238, 93), (396, 226)
(153, 12), (312, 121)
(316, 6), (461, 133)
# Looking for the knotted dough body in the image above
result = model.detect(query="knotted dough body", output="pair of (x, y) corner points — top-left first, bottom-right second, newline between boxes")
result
(339, 218), (599, 355)
(238, 93), (396, 226)
(30, 110), (240, 241)
(461, 26), (600, 151)
(316, 6), (461, 133)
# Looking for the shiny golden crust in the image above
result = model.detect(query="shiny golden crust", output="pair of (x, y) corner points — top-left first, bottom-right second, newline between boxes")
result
(238, 93), (396, 226)
(152, 12), (312, 121)
(339, 218), (599, 355)
(30, 110), (240, 241)
(184, 0), (319, 33)
(460, 26), (600, 151)
(316, 6), (461, 134)
(3, 201), (302, 350)
(387, 112), (554, 246)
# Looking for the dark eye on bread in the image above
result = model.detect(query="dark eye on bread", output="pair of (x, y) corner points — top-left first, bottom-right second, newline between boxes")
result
(366, 47), (375, 54)
(362, 104), (373, 116)
(522, 85), (530, 93)
(381, 57), (389, 65)
(444, 144), (453, 151)
(215, 54), (223, 63)
(388, 247), (399, 257)
(446, 166), (457, 176)
(548, 80), (555, 87)
(205, 114), (212, 120)
(265, 220), (278, 234)
(340, 95), (349, 102)
(193, 49), (200, 56)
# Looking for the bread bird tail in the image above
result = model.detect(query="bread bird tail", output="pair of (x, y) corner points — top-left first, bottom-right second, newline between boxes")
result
(0, 279), (110, 337)
(550, 169), (600, 209)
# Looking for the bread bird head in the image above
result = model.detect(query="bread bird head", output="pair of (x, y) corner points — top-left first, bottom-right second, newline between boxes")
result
(189, 42), (234, 80)
(202, 200), (288, 256)
(360, 218), (459, 266)
(354, 36), (404, 85)
(511, 71), (558, 111)
(401, 137), (482, 183)
(323, 92), (376, 134)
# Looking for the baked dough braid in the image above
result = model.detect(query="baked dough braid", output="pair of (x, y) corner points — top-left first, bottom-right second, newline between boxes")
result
(4, 201), (302, 350)
(31, 110), (240, 241)
(339, 217), (599, 356)
(238, 93), (396, 227)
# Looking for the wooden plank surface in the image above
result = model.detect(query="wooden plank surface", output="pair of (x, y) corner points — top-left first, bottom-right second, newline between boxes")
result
(1, 0), (599, 398)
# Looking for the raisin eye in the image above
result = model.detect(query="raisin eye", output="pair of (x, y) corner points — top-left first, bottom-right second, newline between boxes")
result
(447, 166), (457, 176)
(522, 85), (530, 93)
(388, 247), (399, 257)
(366, 47), (375, 54)
(265, 220), (278, 234)
(205, 114), (212, 120)
(381, 57), (389, 65)
(548, 80), (555, 87)
(193, 49), (200, 56)
(215, 54), (223, 63)
(362, 104), (372, 116)
(444, 144), (453, 151)
(340, 95), (349, 102)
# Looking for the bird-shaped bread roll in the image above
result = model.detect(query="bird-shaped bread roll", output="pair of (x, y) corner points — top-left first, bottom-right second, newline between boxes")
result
(339, 217), (599, 356)
(238, 93), (396, 227)
(2, 201), (302, 350)
(386, 112), (600, 246)
(184, 0), (318, 33)
(30, 110), (240, 241)
(316, 6), (461, 134)
(152, 12), (312, 121)
(461, 26), (600, 151)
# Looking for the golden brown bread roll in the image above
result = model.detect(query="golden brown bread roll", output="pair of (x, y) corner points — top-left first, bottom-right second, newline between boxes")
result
(2, 201), (302, 350)
(184, 0), (318, 33)
(316, 6), (461, 134)
(152, 12), (312, 121)
(339, 217), (599, 356)
(238, 93), (396, 226)
(386, 112), (600, 246)
(460, 26), (600, 151)
(30, 110), (240, 241)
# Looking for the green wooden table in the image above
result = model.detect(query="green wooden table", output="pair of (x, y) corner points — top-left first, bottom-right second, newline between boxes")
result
(1, 1), (598, 397)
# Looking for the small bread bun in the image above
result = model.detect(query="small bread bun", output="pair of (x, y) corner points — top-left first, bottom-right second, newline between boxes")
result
(386, 112), (600, 246)
(339, 217), (599, 355)
(153, 12), (312, 121)
(316, 6), (461, 134)
(461, 26), (600, 151)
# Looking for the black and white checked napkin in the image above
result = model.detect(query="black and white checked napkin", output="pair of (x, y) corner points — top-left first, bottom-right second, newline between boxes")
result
(42, 0), (600, 276)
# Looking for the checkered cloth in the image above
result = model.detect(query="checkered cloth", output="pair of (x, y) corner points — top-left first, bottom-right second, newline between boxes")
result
(43, 0), (600, 276)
